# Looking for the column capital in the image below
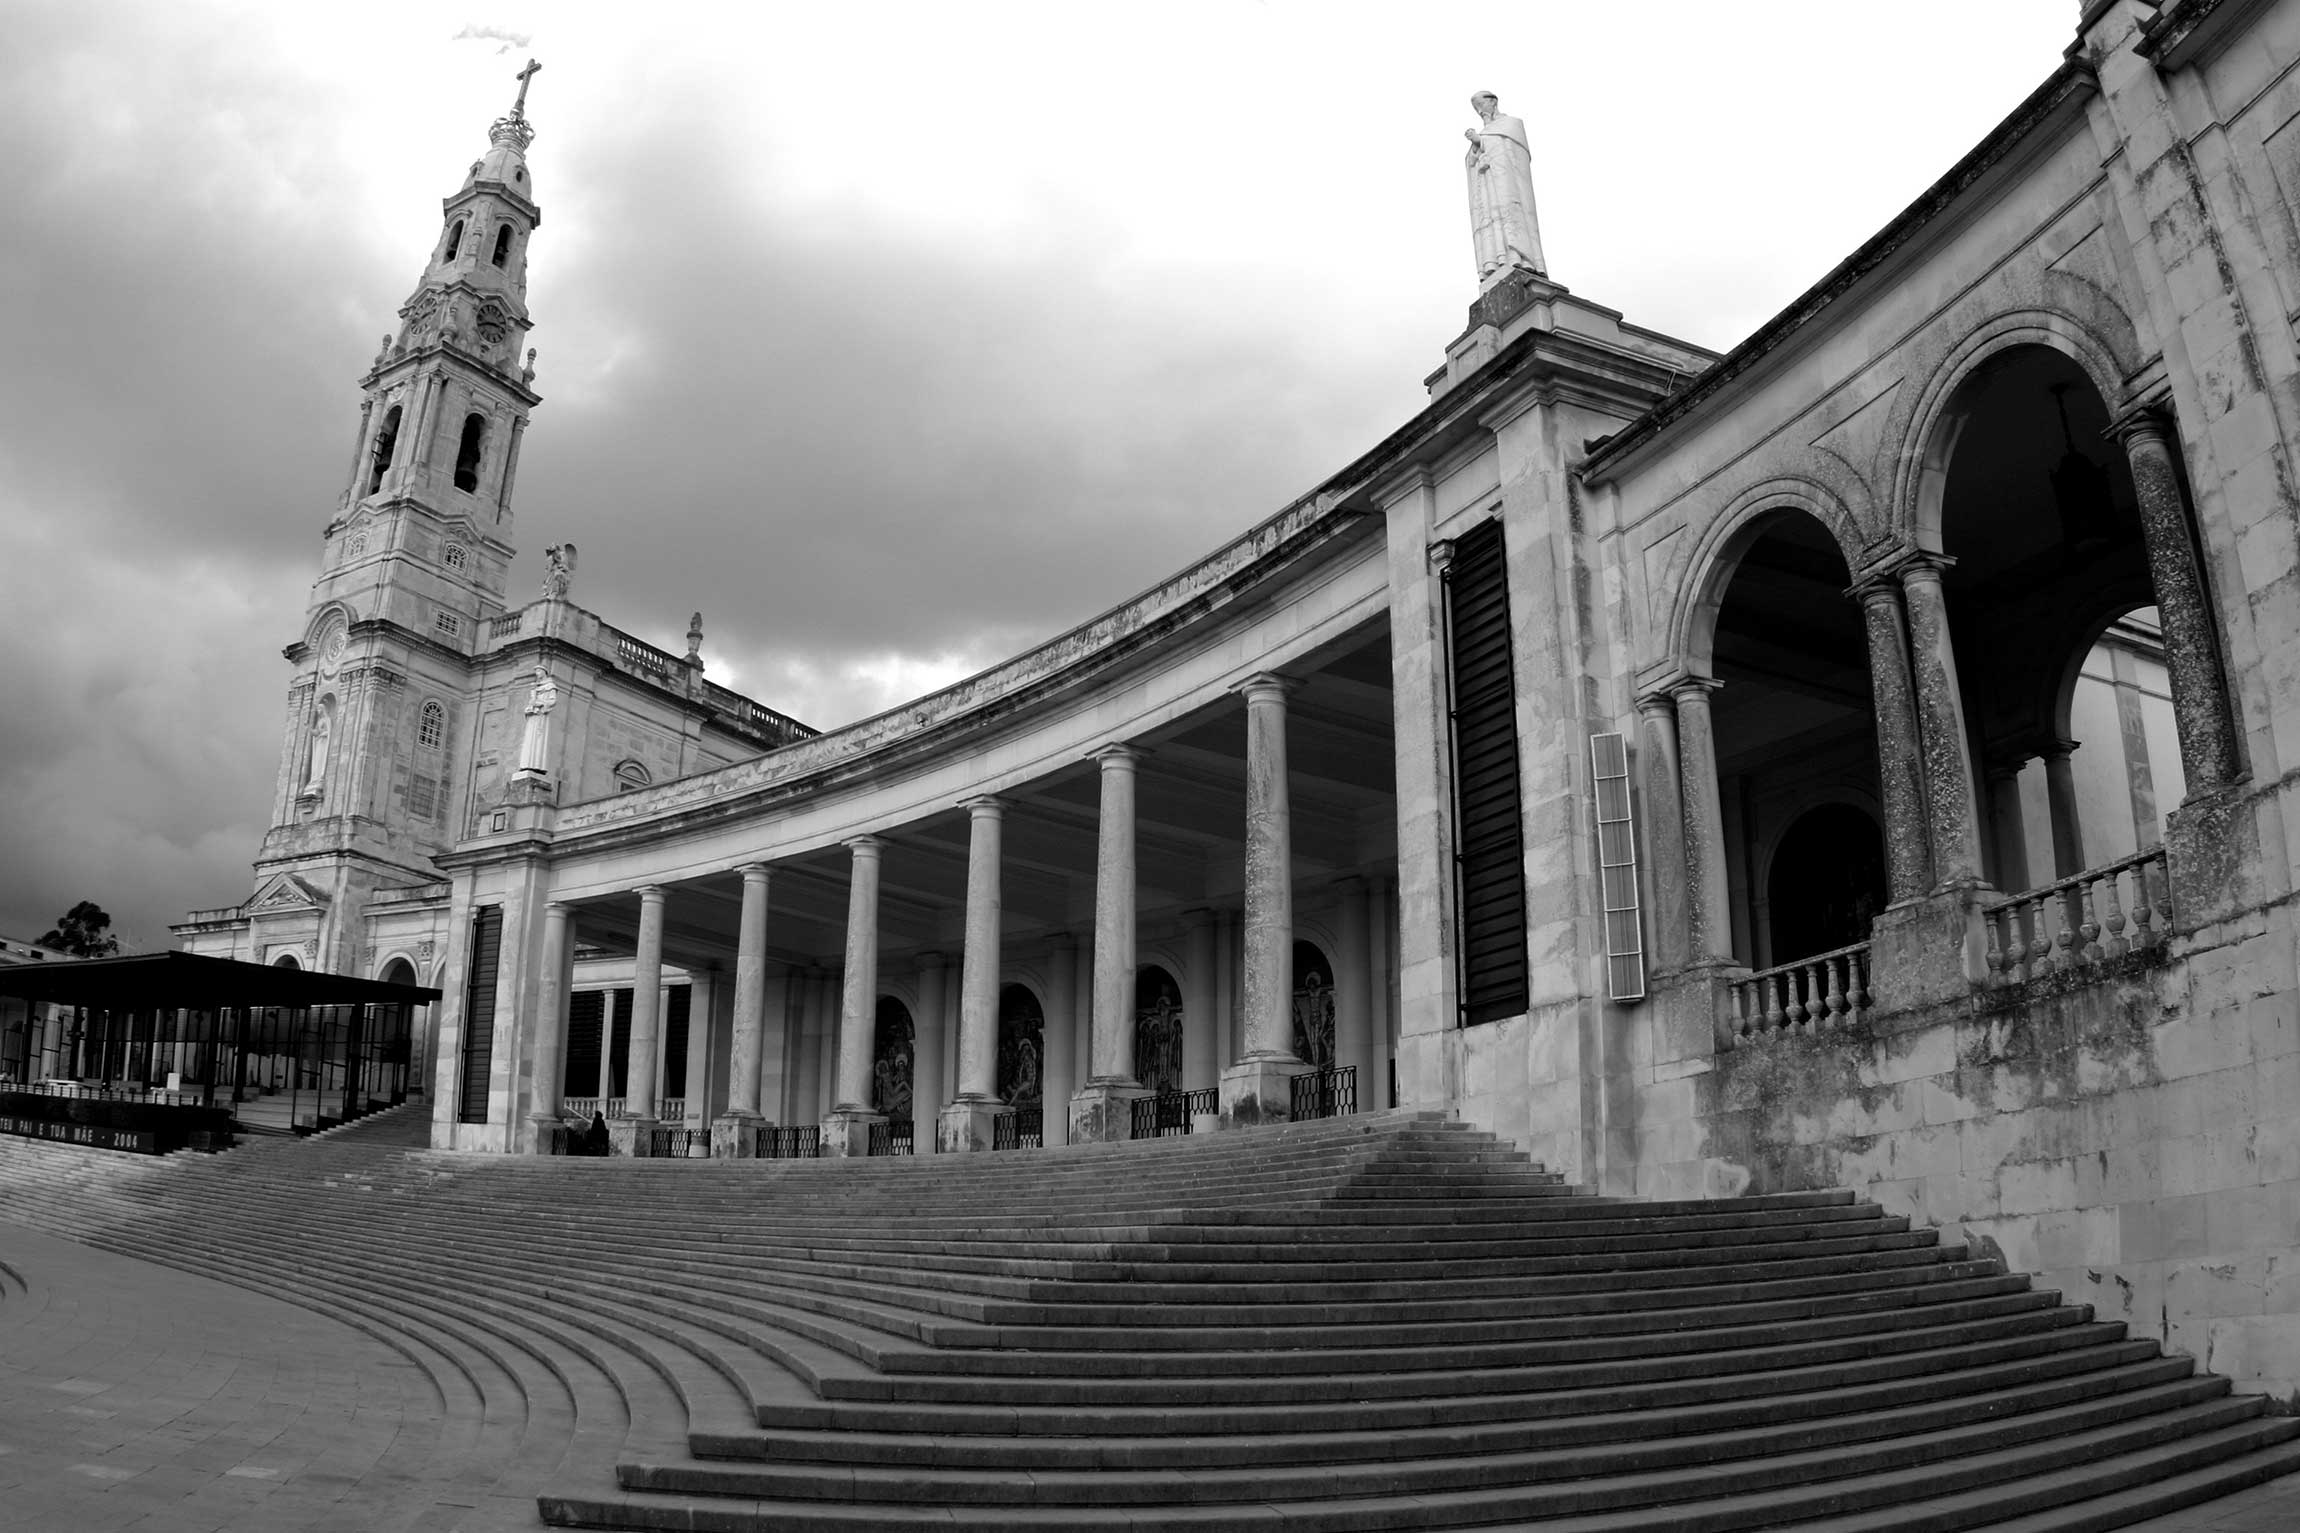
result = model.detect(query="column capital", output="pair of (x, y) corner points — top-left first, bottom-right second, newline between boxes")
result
(544, 900), (573, 917)
(636, 884), (667, 902)
(1234, 671), (1299, 704)
(2039, 736), (2081, 763)
(735, 861), (772, 881)
(1182, 905), (1218, 928)
(844, 833), (884, 855)
(1634, 690), (1678, 720)
(1667, 674), (1723, 705)
(1089, 741), (1144, 768)
(915, 949), (947, 971)
(2107, 402), (2175, 449)
(1329, 873), (1368, 895)
(960, 794), (1006, 819)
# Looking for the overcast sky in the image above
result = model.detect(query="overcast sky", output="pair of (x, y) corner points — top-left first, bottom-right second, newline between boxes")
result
(0, 0), (2077, 949)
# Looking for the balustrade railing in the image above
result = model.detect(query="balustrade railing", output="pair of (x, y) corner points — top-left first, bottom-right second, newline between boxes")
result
(992, 1106), (1044, 1151)
(1984, 847), (2171, 988)
(1725, 941), (1872, 1046)
(1131, 1087), (1216, 1139)
(562, 1095), (601, 1120)
(488, 611), (525, 640)
(32, 1081), (203, 1108)
(755, 1124), (820, 1159)
(615, 633), (677, 681)
(657, 1096), (687, 1122)
(1289, 1066), (1356, 1121)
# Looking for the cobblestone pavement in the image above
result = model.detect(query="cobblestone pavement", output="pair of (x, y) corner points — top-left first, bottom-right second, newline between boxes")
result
(0, 1220), (546, 1533)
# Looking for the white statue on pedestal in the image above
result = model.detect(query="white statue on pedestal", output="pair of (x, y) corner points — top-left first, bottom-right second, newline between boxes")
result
(1465, 92), (1547, 286)
(516, 665), (558, 776)
(542, 542), (576, 600)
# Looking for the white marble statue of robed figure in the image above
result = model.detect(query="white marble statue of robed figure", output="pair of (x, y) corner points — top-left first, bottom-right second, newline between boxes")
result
(1465, 92), (1547, 286)
(515, 665), (559, 777)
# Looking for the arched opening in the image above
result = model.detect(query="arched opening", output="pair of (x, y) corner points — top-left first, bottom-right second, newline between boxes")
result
(1134, 967), (1182, 1092)
(1291, 941), (1334, 1066)
(443, 219), (464, 262)
(995, 983), (1042, 1105)
(871, 997), (914, 1119)
(271, 953), (300, 969)
(366, 405), (401, 495)
(1765, 804), (1889, 966)
(1931, 345), (2163, 892)
(492, 224), (513, 268)
(1703, 510), (1881, 968)
(453, 414), (487, 494)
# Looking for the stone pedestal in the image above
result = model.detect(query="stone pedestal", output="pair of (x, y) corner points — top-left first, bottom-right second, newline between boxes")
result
(2163, 783), (2260, 932)
(1069, 1081), (1151, 1144)
(607, 1117), (656, 1158)
(520, 1112), (564, 1156)
(937, 1097), (1004, 1155)
(820, 1108), (883, 1159)
(1866, 888), (1991, 1015)
(1219, 1056), (1308, 1131)
(1649, 962), (1739, 1058)
(710, 1112), (761, 1160)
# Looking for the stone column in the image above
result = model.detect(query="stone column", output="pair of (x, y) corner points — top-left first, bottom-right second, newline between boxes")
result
(1985, 759), (2033, 896)
(1073, 745), (1150, 1142)
(1367, 878), (1394, 1109)
(2042, 740), (2087, 879)
(1895, 553), (1986, 888)
(713, 864), (772, 1158)
(1671, 679), (1734, 964)
(1181, 909), (1217, 1094)
(2117, 413), (2239, 794)
(1851, 576), (1934, 902)
(1041, 938), (1078, 1147)
(911, 953), (947, 1154)
(612, 885), (666, 1156)
(939, 798), (1007, 1153)
(823, 837), (885, 1157)
(1221, 673), (1305, 1126)
(1633, 694), (1690, 970)
(523, 902), (572, 1153)
(1333, 877), (1371, 1114)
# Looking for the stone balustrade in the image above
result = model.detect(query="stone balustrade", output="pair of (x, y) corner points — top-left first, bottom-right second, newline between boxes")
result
(1984, 847), (2171, 987)
(1725, 941), (1874, 1046)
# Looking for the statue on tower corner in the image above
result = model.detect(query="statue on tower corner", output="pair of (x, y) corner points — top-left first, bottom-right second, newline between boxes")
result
(1464, 92), (1547, 288)
(515, 664), (559, 778)
(542, 542), (577, 599)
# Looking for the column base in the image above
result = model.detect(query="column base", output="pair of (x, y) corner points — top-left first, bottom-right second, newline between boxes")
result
(606, 1117), (658, 1158)
(820, 1108), (885, 1158)
(1069, 1080), (1152, 1144)
(937, 1098), (1004, 1155)
(2163, 782), (2259, 932)
(711, 1112), (762, 1159)
(1866, 887), (1991, 1014)
(1219, 1055), (1309, 1130)
(1651, 960), (1743, 1056)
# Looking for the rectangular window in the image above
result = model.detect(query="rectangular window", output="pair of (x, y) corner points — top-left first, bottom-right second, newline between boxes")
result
(608, 987), (632, 1097)
(433, 610), (462, 638)
(457, 905), (503, 1124)
(564, 989), (605, 1099)
(1443, 518), (1530, 1025)
(408, 772), (439, 820)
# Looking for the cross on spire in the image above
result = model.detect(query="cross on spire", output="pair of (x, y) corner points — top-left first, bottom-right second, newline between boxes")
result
(512, 58), (541, 118)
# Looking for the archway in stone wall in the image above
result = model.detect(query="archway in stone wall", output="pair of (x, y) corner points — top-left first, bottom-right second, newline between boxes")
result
(1701, 510), (1883, 970)
(871, 996), (914, 1120)
(1134, 967), (1183, 1093)
(1765, 803), (1889, 966)
(1291, 941), (1335, 1066)
(1927, 344), (2165, 892)
(995, 983), (1042, 1106)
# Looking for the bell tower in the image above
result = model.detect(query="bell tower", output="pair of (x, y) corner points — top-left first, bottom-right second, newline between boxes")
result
(250, 63), (549, 972)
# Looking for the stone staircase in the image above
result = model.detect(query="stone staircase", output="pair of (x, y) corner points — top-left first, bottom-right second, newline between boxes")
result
(0, 1105), (2294, 1530)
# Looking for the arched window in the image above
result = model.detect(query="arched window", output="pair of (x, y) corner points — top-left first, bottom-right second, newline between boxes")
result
(442, 541), (469, 572)
(613, 760), (651, 794)
(346, 530), (369, 560)
(417, 699), (445, 751)
(443, 219), (464, 262)
(366, 405), (401, 495)
(453, 414), (486, 493)
(492, 224), (513, 268)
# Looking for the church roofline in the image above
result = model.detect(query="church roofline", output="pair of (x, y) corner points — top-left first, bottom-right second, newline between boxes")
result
(1582, 58), (2097, 481)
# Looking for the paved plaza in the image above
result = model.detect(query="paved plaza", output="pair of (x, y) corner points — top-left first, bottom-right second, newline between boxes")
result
(0, 1221), (553, 1532)
(0, 1209), (2292, 1533)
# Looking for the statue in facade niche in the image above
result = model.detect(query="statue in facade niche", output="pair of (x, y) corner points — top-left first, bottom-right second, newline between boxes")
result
(516, 665), (559, 776)
(303, 706), (332, 795)
(542, 542), (576, 598)
(1465, 92), (1547, 286)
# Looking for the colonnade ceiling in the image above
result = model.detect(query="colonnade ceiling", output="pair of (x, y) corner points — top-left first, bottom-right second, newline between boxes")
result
(560, 624), (1397, 976)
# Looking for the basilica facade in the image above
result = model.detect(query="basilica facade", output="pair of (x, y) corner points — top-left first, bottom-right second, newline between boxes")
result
(182, 0), (2300, 1398)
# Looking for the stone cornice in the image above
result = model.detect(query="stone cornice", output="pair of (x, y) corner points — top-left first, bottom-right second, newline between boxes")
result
(2134, 0), (2274, 67)
(1584, 60), (2098, 481)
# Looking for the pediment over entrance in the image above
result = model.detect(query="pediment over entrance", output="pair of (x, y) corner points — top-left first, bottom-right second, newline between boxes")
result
(249, 873), (331, 914)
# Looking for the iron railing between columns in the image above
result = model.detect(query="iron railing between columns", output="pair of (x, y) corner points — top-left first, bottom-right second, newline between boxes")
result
(1289, 1065), (1356, 1121)
(755, 1124), (821, 1159)
(992, 1106), (1043, 1151)
(1131, 1086), (1216, 1139)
